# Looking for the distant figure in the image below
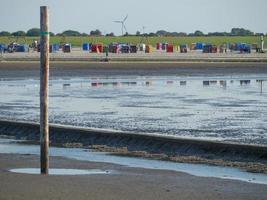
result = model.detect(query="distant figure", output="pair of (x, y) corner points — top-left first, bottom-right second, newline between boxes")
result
(105, 48), (109, 58)
(31, 40), (38, 52)
(261, 35), (264, 53)
(105, 46), (109, 62)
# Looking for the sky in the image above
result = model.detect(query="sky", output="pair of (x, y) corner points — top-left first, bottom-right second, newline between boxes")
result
(0, 0), (267, 35)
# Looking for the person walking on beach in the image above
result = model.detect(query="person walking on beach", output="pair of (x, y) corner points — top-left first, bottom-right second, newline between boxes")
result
(261, 35), (264, 53)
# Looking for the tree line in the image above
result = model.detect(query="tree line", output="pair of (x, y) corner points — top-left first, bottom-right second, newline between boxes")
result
(144, 28), (264, 37)
(0, 28), (265, 37)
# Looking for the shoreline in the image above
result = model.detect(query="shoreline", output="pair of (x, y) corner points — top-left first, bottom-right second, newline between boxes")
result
(1, 153), (267, 200)
(1, 120), (267, 174)
(2, 58), (267, 63)
(18, 140), (267, 174)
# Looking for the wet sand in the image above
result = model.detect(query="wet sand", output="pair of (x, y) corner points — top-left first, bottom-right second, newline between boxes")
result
(0, 61), (267, 78)
(1, 153), (267, 200)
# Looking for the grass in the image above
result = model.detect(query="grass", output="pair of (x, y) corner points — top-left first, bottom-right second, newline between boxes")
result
(0, 36), (265, 48)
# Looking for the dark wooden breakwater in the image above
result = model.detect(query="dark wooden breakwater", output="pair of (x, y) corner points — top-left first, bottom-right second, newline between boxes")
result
(0, 120), (267, 162)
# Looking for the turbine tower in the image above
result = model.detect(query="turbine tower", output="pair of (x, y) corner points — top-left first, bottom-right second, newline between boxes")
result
(113, 15), (128, 36)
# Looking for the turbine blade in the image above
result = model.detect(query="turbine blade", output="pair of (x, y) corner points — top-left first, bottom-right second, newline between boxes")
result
(123, 15), (128, 22)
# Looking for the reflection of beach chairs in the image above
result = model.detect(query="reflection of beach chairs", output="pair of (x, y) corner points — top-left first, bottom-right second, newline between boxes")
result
(203, 81), (209, 86)
(180, 81), (187, 86)
(240, 80), (251, 85)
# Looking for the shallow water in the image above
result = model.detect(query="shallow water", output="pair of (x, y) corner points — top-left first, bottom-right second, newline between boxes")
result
(0, 75), (267, 145)
(1, 138), (267, 185)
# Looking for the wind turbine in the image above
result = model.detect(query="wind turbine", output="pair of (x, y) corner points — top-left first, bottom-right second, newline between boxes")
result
(113, 15), (128, 36)
(142, 26), (146, 35)
(140, 25), (149, 44)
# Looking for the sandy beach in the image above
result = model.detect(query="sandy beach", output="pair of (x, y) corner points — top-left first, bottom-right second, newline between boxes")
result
(1, 153), (267, 200)
(1, 49), (267, 63)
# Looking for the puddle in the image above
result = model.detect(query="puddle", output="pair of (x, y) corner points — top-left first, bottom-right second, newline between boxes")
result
(9, 168), (110, 175)
(1, 138), (267, 185)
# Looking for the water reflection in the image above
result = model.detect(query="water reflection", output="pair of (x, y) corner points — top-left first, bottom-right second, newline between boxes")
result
(145, 81), (152, 86)
(91, 81), (138, 87)
(180, 81), (187, 86)
(210, 81), (217, 85)
(220, 81), (227, 89)
(257, 80), (264, 95)
(203, 81), (209, 86)
(202, 80), (217, 86)
(2, 78), (266, 91)
(1, 78), (266, 96)
(63, 83), (71, 88)
(166, 81), (174, 85)
(201, 79), (265, 94)
(240, 80), (251, 86)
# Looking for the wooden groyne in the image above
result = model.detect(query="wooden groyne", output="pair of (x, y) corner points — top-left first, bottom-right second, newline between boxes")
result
(0, 120), (267, 162)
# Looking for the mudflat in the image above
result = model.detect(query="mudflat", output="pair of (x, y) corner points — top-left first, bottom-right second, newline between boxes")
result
(0, 61), (267, 78)
(0, 153), (266, 200)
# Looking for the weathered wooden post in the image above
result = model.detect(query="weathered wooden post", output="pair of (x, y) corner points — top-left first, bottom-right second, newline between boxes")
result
(40, 6), (50, 175)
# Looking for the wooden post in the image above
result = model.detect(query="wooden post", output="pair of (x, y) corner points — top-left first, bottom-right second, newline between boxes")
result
(40, 6), (49, 175)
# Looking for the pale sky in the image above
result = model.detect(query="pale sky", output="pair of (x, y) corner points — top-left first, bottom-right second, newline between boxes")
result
(0, 0), (266, 35)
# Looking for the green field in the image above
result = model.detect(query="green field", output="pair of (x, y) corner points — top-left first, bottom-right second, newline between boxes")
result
(0, 36), (265, 48)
